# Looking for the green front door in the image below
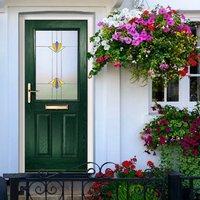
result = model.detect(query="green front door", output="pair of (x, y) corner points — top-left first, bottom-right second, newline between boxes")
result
(25, 20), (87, 172)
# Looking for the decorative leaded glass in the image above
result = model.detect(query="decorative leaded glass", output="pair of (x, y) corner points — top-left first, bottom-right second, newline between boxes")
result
(36, 30), (78, 100)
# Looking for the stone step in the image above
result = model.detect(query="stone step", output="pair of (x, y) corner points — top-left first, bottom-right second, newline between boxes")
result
(18, 195), (90, 200)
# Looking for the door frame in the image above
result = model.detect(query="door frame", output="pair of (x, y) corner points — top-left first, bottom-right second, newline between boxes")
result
(19, 12), (94, 172)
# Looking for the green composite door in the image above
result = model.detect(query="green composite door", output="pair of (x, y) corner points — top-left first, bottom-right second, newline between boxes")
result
(25, 20), (87, 171)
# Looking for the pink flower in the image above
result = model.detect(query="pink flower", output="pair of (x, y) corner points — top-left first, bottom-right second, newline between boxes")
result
(167, 19), (175, 26)
(131, 32), (140, 39)
(159, 63), (169, 71)
(159, 8), (167, 15)
(112, 32), (121, 41)
(163, 27), (170, 33)
(125, 23), (132, 30)
(148, 69), (155, 77)
(124, 37), (132, 44)
(141, 133), (153, 145)
(132, 39), (141, 46)
(97, 21), (104, 26)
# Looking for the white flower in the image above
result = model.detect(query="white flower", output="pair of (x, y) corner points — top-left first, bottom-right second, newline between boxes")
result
(132, 60), (137, 64)
(104, 44), (110, 51)
(94, 36), (101, 43)
(101, 40), (108, 46)
(121, 8), (129, 15)
(100, 9), (138, 28)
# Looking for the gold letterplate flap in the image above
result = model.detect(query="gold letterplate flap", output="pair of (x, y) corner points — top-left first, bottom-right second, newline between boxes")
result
(45, 104), (69, 110)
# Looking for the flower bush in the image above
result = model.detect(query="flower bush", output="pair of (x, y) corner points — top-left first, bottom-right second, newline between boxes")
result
(141, 103), (200, 157)
(88, 6), (198, 85)
(87, 157), (166, 200)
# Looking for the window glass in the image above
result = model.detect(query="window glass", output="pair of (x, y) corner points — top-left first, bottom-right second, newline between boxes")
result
(167, 80), (179, 102)
(152, 81), (164, 102)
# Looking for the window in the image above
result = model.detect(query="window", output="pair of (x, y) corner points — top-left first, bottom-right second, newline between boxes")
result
(150, 22), (200, 112)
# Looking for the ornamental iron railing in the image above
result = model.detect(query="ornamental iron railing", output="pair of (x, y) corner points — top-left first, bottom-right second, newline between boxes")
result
(1, 162), (200, 200)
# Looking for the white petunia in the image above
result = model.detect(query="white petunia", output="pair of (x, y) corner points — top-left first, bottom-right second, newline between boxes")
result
(121, 8), (129, 15)
(101, 40), (108, 46)
(94, 36), (101, 43)
(104, 45), (110, 50)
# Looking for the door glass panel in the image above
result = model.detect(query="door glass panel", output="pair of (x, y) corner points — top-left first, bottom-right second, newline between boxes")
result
(36, 30), (78, 100)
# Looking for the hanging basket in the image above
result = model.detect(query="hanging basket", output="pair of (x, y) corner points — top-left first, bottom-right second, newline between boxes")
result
(88, 6), (198, 85)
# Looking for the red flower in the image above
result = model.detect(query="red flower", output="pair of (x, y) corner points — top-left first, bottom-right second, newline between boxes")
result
(143, 10), (150, 16)
(147, 24), (155, 31)
(105, 168), (114, 177)
(122, 160), (132, 168)
(129, 17), (137, 24)
(147, 160), (155, 168)
(123, 169), (129, 174)
(179, 66), (188, 77)
(95, 172), (104, 178)
(192, 149), (199, 156)
(159, 136), (166, 145)
(187, 53), (200, 67)
(113, 61), (122, 68)
(135, 170), (143, 177)
(96, 55), (109, 63)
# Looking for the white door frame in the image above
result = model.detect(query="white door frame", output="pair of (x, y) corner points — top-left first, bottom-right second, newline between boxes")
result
(19, 12), (94, 172)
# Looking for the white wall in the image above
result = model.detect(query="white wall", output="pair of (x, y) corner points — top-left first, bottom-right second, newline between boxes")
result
(148, 0), (200, 10)
(0, 0), (200, 174)
(0, 0), (122, 174)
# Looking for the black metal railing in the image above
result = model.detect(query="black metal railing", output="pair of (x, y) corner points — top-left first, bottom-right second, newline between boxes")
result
(5, 176), (167, 200)
(1, 163), (200, 200)
(180, 176), (200, 200)
(2, 162), (167, 200)
(168, 172), (200, 200)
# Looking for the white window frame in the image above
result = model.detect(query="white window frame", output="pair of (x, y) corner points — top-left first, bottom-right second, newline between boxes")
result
(149, 12), (200, 113)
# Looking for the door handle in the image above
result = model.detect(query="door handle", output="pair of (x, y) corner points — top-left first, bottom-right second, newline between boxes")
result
(27, 83), (39, 103)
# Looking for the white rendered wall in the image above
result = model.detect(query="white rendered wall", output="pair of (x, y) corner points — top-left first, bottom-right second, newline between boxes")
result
(148, 0), (200, 10)
(0, 0), (200, 174)
(0, 1), (123, 173)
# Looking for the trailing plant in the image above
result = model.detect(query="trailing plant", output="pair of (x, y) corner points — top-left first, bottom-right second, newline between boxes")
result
(141, 104), (192, 152)
(141, 103), (200, 157)
(141, 103), (200, 177)
(88, 6), (198, 85)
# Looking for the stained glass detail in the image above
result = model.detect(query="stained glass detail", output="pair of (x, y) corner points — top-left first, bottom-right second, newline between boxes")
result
(49, 41), (65, 53)
(50, 77), (64, 89)
(35, 30), (78, 100)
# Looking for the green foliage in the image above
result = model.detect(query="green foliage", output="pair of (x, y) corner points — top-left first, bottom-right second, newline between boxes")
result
(159, 144), (200, 187)
(101, 183), (159, 200)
